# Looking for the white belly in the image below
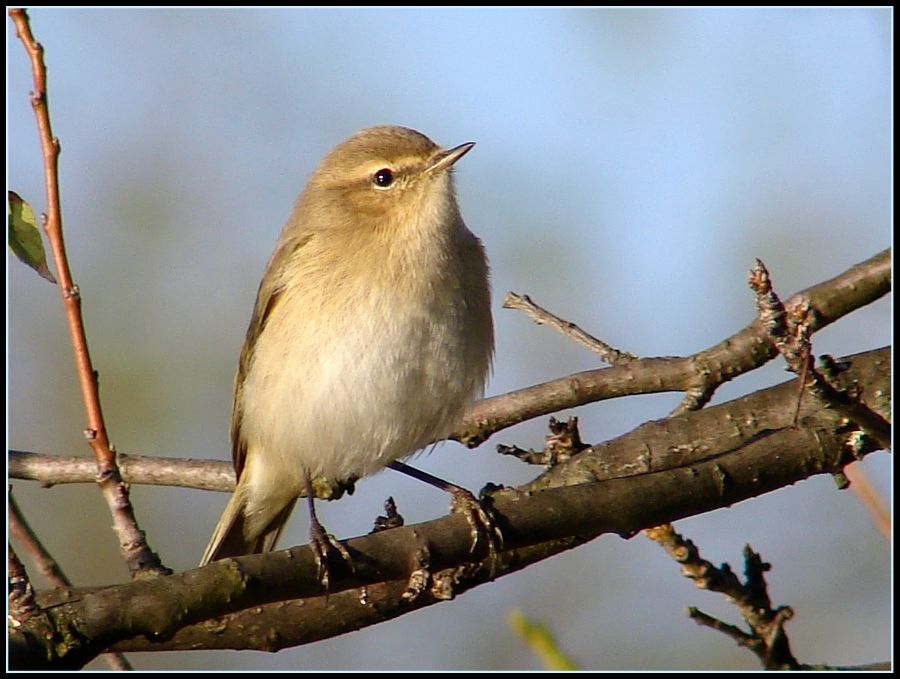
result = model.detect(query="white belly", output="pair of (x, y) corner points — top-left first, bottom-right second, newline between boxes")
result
(237, 269), (486, 498)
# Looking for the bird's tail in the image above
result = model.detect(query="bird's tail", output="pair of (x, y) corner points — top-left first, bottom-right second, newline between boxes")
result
(199, 485), (297, 566)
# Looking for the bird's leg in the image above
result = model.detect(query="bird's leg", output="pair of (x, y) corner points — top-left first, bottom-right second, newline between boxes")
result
(304, 472), (353, 591)
(388, 460), (503, 577)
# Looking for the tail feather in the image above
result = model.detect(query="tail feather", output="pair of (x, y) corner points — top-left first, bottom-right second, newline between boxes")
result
(200, 490), (298, 566)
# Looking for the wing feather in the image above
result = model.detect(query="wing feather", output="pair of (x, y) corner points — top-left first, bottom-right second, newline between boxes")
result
(230, 231), (312, 477)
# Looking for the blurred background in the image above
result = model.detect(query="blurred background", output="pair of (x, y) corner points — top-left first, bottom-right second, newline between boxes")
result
(7, 7), (891, 671)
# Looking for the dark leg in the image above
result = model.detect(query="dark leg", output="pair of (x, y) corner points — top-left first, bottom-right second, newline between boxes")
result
(388, 460), (503, 576)
(304, 472), (352, 591)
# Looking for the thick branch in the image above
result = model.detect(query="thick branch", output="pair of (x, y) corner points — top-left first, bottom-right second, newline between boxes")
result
(11, 347), (888, 666)
(526, 347), (890, 491)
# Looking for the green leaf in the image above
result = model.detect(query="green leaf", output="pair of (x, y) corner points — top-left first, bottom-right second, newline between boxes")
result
(8, 191), (56, 284)
(508, 609), (580, 670)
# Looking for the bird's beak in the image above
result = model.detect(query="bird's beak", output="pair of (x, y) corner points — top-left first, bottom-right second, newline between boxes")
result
(427, 142), (476, 174)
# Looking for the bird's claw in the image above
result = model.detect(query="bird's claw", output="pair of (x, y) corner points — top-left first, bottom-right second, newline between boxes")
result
(449, 487), (504, 578)
(309, 520), (353, 591)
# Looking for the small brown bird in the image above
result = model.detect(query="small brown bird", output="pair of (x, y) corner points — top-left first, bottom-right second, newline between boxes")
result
(200, 126), (496, 581)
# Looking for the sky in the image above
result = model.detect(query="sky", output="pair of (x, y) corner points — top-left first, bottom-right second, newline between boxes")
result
(7, 7), (891, 671)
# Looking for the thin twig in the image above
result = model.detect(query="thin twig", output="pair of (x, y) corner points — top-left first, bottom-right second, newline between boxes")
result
(503, 292), (638, 365)
(748, 258), (814, 425)
(9, 492), (69, 586)
(686, 607), (757, 649)
(645, 524), (800, 670)
(749, 258), (891, 450)
(8, 8), (168, 577)
(497, 417), (587, 466)
(9, 449), (235, 492)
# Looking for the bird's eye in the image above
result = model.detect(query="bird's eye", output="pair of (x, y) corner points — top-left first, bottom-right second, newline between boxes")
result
(372, 168), (394, 188)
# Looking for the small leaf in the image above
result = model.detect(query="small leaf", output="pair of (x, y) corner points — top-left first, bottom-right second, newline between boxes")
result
(8, 191), (56, 284)
(508, 609), (580, 670)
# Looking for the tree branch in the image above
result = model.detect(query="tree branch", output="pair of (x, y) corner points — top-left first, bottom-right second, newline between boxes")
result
(8, 249), (889, 497)
(502, 291), (638, 365)
(9, 346), (888, 667)
(456, 248), (890, 445)
(9, 450), (235, 492)
(646, 524), (799, 670)
(9, 491), (134, 670)
(8, 7), (168, 578)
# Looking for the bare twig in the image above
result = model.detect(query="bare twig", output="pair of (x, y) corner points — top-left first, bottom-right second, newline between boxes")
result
(503, 292), (638, 365)
(9, 450), (235, 492)
(9, 492), (69, 586)
(372, 496), (405, 533)
(498, 417), (588, 466)
(749, 259), (891, 450)
(644, 524), (800, 670)
(8, 8), (168, 577)
(749, 258), (814, 424)
(685, 607), (756, 648)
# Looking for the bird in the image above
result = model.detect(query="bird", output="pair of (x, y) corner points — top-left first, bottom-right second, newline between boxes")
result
(200, 125), (496, 586)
